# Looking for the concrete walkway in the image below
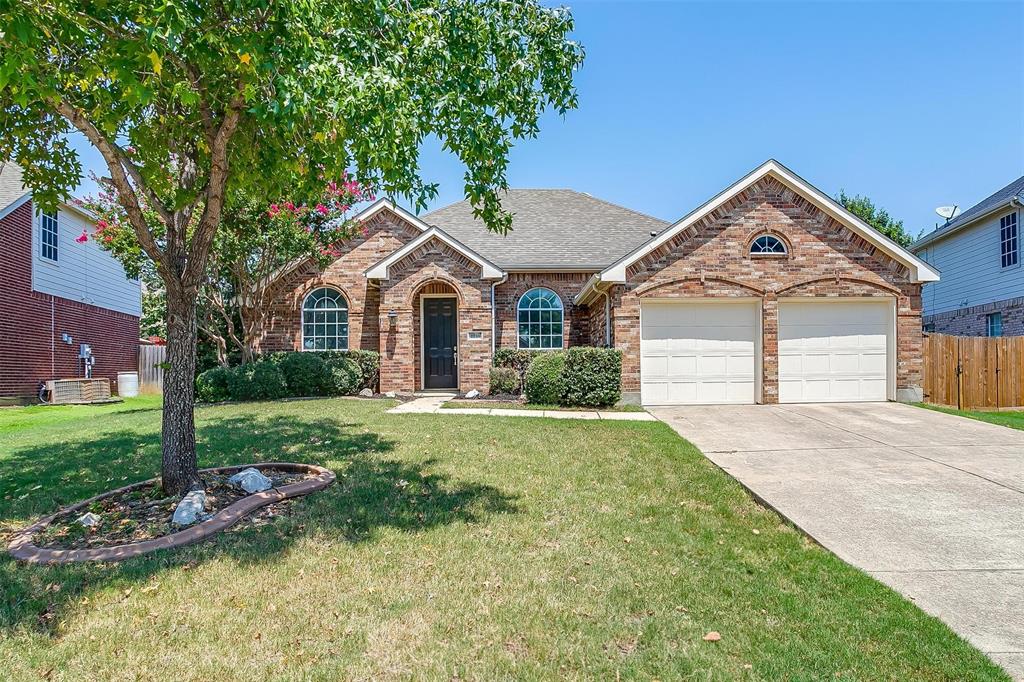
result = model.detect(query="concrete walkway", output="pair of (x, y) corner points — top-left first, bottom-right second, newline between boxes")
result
(387, 394), (656, 421)
(651, 402), (1024, 679)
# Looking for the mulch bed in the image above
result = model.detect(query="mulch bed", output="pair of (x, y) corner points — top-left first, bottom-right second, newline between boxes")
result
(33, 468), (316, 551)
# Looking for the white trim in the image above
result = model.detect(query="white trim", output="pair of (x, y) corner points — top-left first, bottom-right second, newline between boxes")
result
(515, 287), (566, 350)
(365, 225), (505, 280)
(420, 293), (459, 391)
(354, 197), (434, 233)
(913, 197), (1023, 250)
(0, 192), (31, 222)
(598, 160), (940, 284)
(299, 286), (350, 352)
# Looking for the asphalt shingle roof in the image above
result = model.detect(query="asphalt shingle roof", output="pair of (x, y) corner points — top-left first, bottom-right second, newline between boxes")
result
(915, 174), (1024, 246)
(0, 161), (29, 212)
(421, 189), (669, 270)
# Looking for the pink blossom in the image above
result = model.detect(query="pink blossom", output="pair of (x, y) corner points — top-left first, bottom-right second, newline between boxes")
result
(284, 201), (296, 211)
(268, 204), (280, 217)
(96, 219), (108, 231)
(315, 203), (329, 215)
(75, 230), (89, 244)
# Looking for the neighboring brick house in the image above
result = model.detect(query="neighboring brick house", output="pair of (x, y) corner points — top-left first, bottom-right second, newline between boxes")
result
(912, 175), (1024, 337)
(0, 162), (141, 403)
(264, 160), (938, 405)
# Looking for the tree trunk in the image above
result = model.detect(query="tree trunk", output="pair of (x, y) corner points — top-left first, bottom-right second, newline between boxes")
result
(161, 285), (202, 496)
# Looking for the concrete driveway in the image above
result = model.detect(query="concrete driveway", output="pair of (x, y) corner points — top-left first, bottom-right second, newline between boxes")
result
(650, 402), (1024, 679)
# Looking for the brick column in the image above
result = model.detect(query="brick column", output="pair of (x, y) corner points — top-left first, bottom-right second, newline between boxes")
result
(761, 293), (778, 404)
(379, 310), (415, 394)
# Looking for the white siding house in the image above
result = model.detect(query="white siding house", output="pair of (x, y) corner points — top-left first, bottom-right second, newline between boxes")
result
(31, 204), (142, 316)
(912, 175), (1024, 336)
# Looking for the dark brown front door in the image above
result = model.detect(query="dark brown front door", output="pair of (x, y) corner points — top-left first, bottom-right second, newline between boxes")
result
(423, 297), (457, 389)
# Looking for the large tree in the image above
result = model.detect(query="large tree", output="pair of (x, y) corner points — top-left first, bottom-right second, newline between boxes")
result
(1, 0), (583, 495)
(838, 190), (914, 247)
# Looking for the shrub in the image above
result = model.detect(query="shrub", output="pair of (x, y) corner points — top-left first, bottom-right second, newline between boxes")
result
(561, 347), (622, 407)
(226, 362), (288, 402)
(312, 350), (380, 391)
(489, 367), (520, 395)
(524, 352), (566, 405)
(493, 348), (536, 392)
(323, 355), (362, 396)
(195, 366), (231, 403)
(278, 352), (332, 396)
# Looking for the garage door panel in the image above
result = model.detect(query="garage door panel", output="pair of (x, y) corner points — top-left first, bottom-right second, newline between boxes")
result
(778, 301), (891, 403)
(640, 302), (758, 405)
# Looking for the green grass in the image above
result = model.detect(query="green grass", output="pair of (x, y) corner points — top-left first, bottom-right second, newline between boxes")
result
(442, 400), (646, 412)
(917, 403), (1024, 431)
(0, 397), (1007, 680)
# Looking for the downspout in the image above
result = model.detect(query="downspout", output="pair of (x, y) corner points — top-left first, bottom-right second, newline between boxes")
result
(491, 274), (508, 356)
(601, 287), (611, 347)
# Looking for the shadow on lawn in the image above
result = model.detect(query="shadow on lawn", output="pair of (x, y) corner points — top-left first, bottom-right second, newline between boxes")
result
(0, 411), (519, 634)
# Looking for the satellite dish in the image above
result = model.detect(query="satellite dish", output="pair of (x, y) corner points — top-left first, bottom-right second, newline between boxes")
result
(935, 205), (960, 221)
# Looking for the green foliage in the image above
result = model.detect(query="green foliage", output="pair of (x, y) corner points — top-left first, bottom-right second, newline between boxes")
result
(271, 350), (379, 392)
(837, 191), (913, 247)
(277, 352), (332, 397)
(524, 352), (566, 405)
(493, 348), (536, 391)
(323, 356), (362, 396)
(561, 347), (622, 407)
(489, 367), (521, 395)
(195, 367), (231, 403)
(226, 362), (288, 402)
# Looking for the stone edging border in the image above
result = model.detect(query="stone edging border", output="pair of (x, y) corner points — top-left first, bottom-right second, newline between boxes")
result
(8, 462), (335, 565)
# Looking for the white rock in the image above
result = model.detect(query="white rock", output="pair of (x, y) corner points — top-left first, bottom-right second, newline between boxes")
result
(172, 490), (207, 526)
(359, 388), (373, 397)
(77, 512), (101, 528)
(384, 391), (397, 398)
(228, 467), (273, 493)
(464, 389), (480, 399)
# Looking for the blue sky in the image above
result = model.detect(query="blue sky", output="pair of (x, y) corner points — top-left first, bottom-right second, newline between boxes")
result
(69, 0), (1023, 239)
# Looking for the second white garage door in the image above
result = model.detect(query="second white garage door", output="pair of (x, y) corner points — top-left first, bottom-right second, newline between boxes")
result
(778, 299), (893, 403)
(640, 301), (758, 405)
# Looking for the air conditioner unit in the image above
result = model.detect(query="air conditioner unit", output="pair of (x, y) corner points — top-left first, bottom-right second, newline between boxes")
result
(45, 378), (112, 404)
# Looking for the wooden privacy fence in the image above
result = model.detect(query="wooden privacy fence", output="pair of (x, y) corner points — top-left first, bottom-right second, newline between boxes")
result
(923, 334), (1024, 410)
(138, 344), (166, 392)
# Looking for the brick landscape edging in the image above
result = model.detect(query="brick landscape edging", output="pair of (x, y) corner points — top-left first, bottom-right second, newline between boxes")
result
(8, 462), (336, 565)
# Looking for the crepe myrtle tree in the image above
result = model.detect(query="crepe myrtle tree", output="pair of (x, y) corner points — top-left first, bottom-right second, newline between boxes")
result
(0, 0), (583, 496)
(81, 177), (370, 365)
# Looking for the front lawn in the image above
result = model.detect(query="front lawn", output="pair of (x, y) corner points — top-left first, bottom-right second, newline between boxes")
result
(0, 398), (1006, 680)
(917, 403), (1024, 431)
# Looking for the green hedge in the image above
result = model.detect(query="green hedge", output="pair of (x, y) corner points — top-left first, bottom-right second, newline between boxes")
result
(195, 350), (381, 403)
(561, 347), (622, 407)
(519, 346), (622, 407)
(492, 348), (536, 394)
(488, 367), (520, 395)
(524, 352), (566, 405)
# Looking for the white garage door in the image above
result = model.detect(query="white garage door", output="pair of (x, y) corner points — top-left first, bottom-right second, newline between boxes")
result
(778, 300), (892, 403)
(640, 301), (758, 405)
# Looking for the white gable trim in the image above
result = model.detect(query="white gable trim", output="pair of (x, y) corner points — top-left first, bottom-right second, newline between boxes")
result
(597, 159), (940, 285)
(355, 197), (433, 233)
(0, 192), (31, 222)
(365, 226), (505, 280)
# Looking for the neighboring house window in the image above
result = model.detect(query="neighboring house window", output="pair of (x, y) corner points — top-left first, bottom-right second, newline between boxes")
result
(517, 287), (564, 349)
(302, 287), (349, 350)
(987, 312), (1003, 337)
(1000, 212), (1018, 268)
(923, 323), (936, 333)
(40, 210), (59, 262)
(749, 233), (787, 255)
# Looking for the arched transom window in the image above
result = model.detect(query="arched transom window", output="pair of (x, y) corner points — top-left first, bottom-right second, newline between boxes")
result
(302, 287), (349, 350)
(517, 287), (564, 349)
(750, 233), (787, 255)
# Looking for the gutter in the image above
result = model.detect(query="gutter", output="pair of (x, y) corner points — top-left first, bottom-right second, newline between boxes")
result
(913, 196), (1022, 251)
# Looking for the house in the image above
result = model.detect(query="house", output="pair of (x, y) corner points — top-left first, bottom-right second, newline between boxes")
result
(912, 175), (1024, 337)
(0, 162), (141, 403)
(263, 160), (938, 405)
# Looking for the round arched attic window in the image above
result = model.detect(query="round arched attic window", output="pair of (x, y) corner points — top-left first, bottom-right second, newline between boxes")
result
(749, 233), (787, 256)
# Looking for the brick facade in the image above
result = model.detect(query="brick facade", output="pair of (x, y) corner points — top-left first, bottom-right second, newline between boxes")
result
(0, 200), (139, 401)
(924, 296), (1024, 337)
(608, 176), (923, 403)
(493, 272), (594, 350)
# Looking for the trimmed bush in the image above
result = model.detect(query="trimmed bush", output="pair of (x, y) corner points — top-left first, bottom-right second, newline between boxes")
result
(195, 366), (231, 403)
(278, 352), (332, 396)
(324, 355), (362, 395)
(489, 367), (520, 395)
(561, 347), (622, 407)
(227, 362), (288, 401)
(524, 352), (566, 405)
(306, 350), (380, 391)
(492, 348), (536, 393)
